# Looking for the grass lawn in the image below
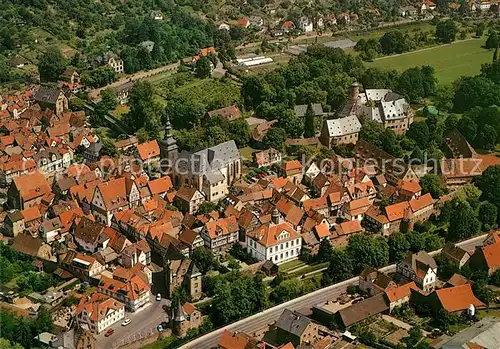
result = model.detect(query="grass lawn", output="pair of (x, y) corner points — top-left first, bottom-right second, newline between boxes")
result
(366, 38), (492, 85)
(239, 146), (259, 161)
(279, 259), (306, 272)
(286, 262), (330, 278)
(478, 308), (500, 319)
(110, 105), (129, 120)
(141, 336), (178, 349)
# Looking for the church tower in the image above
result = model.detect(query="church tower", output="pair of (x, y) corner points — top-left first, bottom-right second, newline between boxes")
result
(159, 117), (179, 174)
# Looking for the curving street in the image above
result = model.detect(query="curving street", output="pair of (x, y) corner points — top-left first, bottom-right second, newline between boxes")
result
(178, 234), (487, 349)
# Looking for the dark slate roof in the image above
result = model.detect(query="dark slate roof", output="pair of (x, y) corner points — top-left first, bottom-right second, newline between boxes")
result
(276, 309), (311, 337)
(34, 86), (63, 104)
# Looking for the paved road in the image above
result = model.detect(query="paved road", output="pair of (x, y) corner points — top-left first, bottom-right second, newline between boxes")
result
(97, 296), (169, 349)
(88, 62), (179, 101)
(179, 234), (486, 349)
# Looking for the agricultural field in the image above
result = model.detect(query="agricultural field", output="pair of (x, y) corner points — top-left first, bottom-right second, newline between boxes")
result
(365, 38), (492, 84)
(348, 21), (435, 41)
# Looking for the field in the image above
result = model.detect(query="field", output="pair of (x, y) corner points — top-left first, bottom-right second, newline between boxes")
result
(365, 38), (492, 85)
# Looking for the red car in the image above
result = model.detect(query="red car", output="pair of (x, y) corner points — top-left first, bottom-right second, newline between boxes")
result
(104, 328), (114, 337)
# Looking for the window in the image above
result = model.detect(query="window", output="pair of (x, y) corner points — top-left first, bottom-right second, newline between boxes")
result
(286, 242), (289, 248)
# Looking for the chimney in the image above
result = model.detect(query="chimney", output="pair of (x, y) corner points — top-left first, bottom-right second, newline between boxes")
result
(271, 208), (280, 224)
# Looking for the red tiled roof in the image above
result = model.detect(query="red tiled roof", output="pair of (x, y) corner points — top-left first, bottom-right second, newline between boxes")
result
(283, 160), (302, 172)
(218, 330), (250, 349)
(315, 223), (330, 238)
(137, 140), (160, 161)
(336, 220), (362, 235)
(435, 284), (484, 312)
(13, 171), (51, 202)
(481, 241), (500, 270)
(147, 176), (173, 195)
(385, 201), (409, 222)
(385, 281), (417, 303)
(408, 193), (433, 213)
(205, 216), (239, 239)
(248, 221), (300, 247)
(399, 180), (421, 194)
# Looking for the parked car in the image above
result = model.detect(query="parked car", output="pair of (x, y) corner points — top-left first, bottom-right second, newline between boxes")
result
(156, 293), (161, 301)
(104, 328), (114, 337)
(160, 321), (168, 328)
(157, 325), (164, 332)
(121, 319), (131, 326)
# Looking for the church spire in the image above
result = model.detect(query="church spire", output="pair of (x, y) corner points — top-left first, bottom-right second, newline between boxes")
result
(160, 116), (179, 171)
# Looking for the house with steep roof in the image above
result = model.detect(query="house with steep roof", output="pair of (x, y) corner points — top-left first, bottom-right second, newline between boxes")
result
(411, 284), (484, 314)
(359, 267), (396, 296)
(206, 104), (242, 122)
(336, 293), (389, 329)
(320, 115), (361, 148)
(8, 171), (52, 209)
(34, 86), (68, 115)
(253, 148), (282, 168)
(121, 239), (151, 268)
(218, 330), (262, 349)
(91, 177), (140, 226)
(385, 281), (417, 312)
(468, 238), (500, 276)
(442, 242), (471, 269)
(341, 197), (371, 221)
(294, 104), (323, 118)
(11, 233), (54, 261)
(246, 211), (302, 264)
(75, 292), (125, 334)
(397, 251), (437, 292)
(61, 251), (105, 278)
(201, 216), (239, 253)
(136, 140), (160, 165)
(97, 51), (124, 73)
(165, 258), (202, 300)
(98, 267), (151, 312)
(174, 186), (205, 214)
(175, 140), (241, 202)
(275, 309), (318, 347)
(280, 160), (303, 185)
(4, 210), (25, 237)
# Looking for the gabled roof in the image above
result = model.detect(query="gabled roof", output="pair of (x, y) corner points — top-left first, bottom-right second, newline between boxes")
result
(247, 221), (300, 247)
(11, 234), (43, 257)
(12, 171), (51, 202)
(275, 309), (311, 337)
(338, 293), (389, 327)
(435, 284), (484, 312)
(207, 104), (241, 120)
(147, 176), (173, 195)
(137, 140), (160, 161)
(385, 201), (410, 222)
(408, 193), (433, 212)
(478, 241), (500, 270)
(335, 220), (362, 235)
(34, 86), (63, 104)
(385, 281), (417, 303)
(205, 216), (238, 239)
(282, 160), (302, 172)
